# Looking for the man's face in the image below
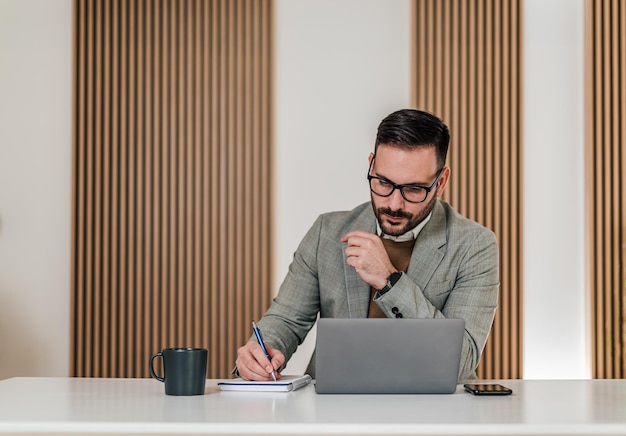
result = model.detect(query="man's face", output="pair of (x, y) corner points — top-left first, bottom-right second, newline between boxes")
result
(369, 144), (449, 236)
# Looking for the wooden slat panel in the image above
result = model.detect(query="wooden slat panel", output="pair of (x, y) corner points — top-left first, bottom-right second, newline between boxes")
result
(72, 0), (274, 378)
(411, 0), (523, 379)
(586, 0), (626, 379)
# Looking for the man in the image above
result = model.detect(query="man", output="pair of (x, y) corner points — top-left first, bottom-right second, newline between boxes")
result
(235, 109), (499, 381)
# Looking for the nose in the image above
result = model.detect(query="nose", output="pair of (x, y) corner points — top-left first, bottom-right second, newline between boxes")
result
(388, 187), (405, 210)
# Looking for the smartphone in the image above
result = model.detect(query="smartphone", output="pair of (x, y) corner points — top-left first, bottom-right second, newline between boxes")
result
(464, 383), (512, 395)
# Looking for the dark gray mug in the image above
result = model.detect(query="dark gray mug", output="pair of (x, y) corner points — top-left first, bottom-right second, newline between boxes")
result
(149, 347), (208, 395)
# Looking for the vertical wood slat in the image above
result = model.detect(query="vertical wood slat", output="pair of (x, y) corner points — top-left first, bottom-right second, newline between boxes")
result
(586, 0), (626, 379)
(72, 0), (274, 378)
(411, 0), (523, 379)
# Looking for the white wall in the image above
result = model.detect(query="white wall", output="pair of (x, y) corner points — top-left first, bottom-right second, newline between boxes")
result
(0, 0), (589, 379)
(523, 0), (588, 378)
(0, 0), (72, 378)
(274, 0), (412, 373)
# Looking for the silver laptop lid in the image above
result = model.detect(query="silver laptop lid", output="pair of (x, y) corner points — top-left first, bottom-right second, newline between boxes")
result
(314, 318), (465, 394)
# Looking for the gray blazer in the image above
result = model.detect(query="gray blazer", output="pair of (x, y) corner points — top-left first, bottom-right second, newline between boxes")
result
(257, 199), (499, 381)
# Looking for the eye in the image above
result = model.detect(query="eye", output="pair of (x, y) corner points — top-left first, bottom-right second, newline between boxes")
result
(403, 185), (426, 195)
(377, 179), (392, 187)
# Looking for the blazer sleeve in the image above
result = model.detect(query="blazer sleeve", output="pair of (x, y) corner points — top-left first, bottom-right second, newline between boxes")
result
(254, 215), (326, 364)
(374, 227), (499, 381)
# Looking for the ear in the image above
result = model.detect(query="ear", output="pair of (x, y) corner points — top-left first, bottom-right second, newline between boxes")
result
(436, 167), (451, 196)
(368, 152), (375, 166)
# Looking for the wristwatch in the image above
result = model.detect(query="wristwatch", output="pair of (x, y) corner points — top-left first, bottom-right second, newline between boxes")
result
(376, 271), (403, 297)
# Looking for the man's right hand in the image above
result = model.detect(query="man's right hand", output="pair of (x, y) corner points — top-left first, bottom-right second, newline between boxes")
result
(235, 340), (285, 381)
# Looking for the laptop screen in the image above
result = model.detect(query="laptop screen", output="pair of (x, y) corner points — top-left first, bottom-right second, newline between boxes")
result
(314, 318), (465, 394)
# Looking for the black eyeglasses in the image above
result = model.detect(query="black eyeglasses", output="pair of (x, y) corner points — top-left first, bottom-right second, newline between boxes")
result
(367, 161), (443, 204)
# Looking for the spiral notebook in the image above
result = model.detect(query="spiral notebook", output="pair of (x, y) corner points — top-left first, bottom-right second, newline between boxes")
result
(218, 374), (312, 392)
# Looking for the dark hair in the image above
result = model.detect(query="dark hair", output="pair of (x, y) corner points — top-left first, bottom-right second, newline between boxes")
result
(375, 109), (450, 169)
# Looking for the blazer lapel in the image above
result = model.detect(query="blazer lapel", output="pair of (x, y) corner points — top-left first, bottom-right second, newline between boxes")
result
(342, 205), (377, 318)
(406, 200), (447, 289)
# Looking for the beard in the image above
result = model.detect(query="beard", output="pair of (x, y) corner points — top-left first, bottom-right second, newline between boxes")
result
(373, 194), (438, 237)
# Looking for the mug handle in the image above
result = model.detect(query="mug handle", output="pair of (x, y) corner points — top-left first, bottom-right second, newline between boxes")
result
(149, 352), (164, 382)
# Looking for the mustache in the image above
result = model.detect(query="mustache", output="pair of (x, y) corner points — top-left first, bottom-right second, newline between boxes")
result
(378, 207), (412, 219)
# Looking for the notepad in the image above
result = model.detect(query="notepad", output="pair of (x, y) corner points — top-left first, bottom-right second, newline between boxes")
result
(217, 374), (312, 392)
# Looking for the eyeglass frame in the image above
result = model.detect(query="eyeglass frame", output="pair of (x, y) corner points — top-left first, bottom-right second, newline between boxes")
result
(367, 158), (444, 204)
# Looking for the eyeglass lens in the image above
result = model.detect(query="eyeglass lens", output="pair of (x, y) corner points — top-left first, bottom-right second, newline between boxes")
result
(369, 178), (429, 203)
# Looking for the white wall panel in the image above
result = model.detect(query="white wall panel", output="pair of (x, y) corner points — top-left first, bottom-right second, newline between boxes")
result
(523, 0), (588, 378)
(0, 0), (72, 379)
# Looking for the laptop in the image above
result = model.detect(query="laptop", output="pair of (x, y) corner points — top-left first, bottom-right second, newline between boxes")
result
(314, 318), (465, 394)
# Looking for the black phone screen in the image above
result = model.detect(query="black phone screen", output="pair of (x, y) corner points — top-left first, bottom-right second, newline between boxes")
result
(464, 383), (513, 395)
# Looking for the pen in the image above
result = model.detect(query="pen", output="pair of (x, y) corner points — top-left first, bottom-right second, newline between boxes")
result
(252, 321), (277, 381)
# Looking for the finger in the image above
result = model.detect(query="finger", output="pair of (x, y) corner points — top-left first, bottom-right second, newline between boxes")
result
(344, 246), (360, 257)
(236, 342), (275, 381)
(343, 236), (366, 250)
(344, 251), (364, 268)
(237, 356), (274, 381)
(266, 346), (286, 370)
(345, 233), (379, 249)
(341, 230), (372, 243)
(236, 358), (274, 381)
(251, 346), (278, 375)
(246, 342), (283, 379)
(344, 241), (376, 259)
(345, 256), (359, 270)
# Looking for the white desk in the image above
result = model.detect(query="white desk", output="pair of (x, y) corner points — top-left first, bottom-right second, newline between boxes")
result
(0, 377), (625, 435)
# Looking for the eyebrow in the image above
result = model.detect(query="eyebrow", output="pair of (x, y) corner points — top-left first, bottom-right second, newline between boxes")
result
(374, 173), (429, 188)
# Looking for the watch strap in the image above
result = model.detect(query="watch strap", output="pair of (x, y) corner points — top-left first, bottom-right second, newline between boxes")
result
(376, 271), (402, 297)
